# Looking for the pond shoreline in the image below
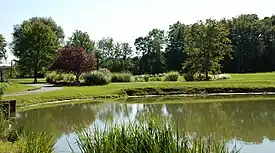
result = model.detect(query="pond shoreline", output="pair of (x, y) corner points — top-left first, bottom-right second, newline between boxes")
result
(17, 91), (275, 112)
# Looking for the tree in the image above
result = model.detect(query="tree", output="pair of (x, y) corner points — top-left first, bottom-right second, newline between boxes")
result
(184, 19), (232, 80)
(165, 21), (186, 71)
(51, 45), (97, 83)
(11, 20), (59, 83)
(67, 30), (95, 52)
(28, 17), (65, 42)
(134, 29), (166, 74)
(0, 34), (7, 63)
(97, 37), (114, 69)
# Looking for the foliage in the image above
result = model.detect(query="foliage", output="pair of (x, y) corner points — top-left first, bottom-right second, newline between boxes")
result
(149, 76), (163, 81)
(46, 71), (76, 84)
(134, 29), (166, 74)
(72, 119), (240, 153)
(143, 74), (150, 82)
(67, 30), (95, 52)
(111, 73), (133, 82)
(165, 21), (186, 71)
(84, 70), (111, 85)
(183, 73), (195, 82)
(51, 45), (97, 82)
(213, 74), (231, 80)
(184, 19), (232, 80)
(11, 19), (60, 83)
(163, 71), (180, 81)
(97, 38), (133, 72)
(0, 34), (7, 62)
(18, 132), (56, 153)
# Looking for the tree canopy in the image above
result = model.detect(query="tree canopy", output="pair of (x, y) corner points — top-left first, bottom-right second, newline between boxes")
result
(67, 30), (95, 52)
(51, 45), (97, 82)
(184, 19), (232, 79)
(11, 19), (60, 83)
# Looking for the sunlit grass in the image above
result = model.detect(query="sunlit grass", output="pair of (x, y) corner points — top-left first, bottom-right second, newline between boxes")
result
(72, 119), (240, 153)
(4, 72), (275, 106)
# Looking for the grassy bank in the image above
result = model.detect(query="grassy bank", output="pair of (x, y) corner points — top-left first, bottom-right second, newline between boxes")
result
(4, 72), (275, 107)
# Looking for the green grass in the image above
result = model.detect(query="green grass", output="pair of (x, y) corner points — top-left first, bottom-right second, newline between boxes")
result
(2, 83), (42, 94)
(10, 78), (46, 84)
(72, 119), (240, 153)
(4, 72), (275, 107)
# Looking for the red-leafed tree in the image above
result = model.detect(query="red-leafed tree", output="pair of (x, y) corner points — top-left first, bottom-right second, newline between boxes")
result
(52, 45), (97, 83)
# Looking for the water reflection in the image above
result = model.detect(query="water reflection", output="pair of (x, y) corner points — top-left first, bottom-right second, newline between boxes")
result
(16, 98), (275, 152)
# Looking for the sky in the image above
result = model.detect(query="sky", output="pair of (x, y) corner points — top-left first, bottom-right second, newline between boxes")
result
(0, 0), (275, 64)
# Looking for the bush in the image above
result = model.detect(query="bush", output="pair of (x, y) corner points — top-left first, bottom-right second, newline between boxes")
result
(134, 76), (145, 82)
(111, 73), (133, 82)
(46, 72), (75, 84)
(214, 74), (231, 80)
(46, 71), (57, 84)
(143, 75), (150, 82)
(84, 71), (111, 85)
(183, 73), (195, 81)
(163, 71), (180, 81)
(149, 76), (163, 81)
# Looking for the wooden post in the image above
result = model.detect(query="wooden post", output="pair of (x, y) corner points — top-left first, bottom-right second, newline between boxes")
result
(0, 69), (3, 82)
(9, 100), (16, 118)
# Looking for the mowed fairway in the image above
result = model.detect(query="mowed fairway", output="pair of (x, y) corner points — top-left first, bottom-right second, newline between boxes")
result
(3, 72), (275, 107)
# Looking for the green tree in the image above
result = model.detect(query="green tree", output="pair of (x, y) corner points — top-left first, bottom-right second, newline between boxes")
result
(28, 17), (64, 42)
(67, 30), (95, 52)
(165, 21), (186, 71)
(0, 34), (7, 62)
(97, 37), (114, 69)
(184, 19), (232, 80)
(134, 29), (166, 74)
(11, 20), (59, 83)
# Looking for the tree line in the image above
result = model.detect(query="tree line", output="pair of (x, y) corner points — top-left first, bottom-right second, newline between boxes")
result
(0, 14), (275, 81)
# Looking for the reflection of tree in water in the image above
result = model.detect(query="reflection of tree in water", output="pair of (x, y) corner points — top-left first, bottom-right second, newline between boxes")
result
(16, 102), (103, 137)
(161, 101), (275, 144)
(16, 99), (275, 144)
(115, 98), (275, 144)
(96, 103), (134, 124)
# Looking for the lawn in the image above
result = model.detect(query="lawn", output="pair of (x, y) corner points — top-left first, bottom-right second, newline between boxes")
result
(3, 72), (275, 107)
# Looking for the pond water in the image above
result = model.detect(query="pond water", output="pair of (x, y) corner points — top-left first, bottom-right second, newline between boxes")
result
(16, 98), (275, 153)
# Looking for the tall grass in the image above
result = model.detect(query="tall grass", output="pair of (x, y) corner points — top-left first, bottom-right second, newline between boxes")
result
(164, 71), (180, 81)
(72, 120), (240, 153)
(111, 73), (133, 82)
(18, 132), (57, 153)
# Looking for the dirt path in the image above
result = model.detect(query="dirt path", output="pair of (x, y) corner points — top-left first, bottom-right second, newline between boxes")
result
(3, 84), (64, 97)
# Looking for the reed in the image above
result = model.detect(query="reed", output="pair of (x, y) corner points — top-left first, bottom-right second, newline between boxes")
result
(72, 120), (240, 153)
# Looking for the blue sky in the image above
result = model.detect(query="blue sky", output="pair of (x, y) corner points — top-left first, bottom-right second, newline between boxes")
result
(0, 0), (274, 64)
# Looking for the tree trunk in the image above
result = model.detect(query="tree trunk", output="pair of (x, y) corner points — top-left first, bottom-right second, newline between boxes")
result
(0, 69), (3, 82)
(76, 74), (80, 84)
(34, 67), (38, 84)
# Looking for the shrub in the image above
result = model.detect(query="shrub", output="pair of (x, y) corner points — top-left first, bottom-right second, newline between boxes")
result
(134, 76), (145, 82)
(163, 71), (180, 81)
(63, 74), (76, 83)
(111, 73), (133, 82)
(84, 71), (111, 85)
(184, 73), (195, 81)
(214, 74), (231, 80)
(149, 76), (163, 81)
(46, 71), (57, 84)
(46, 72), (75, 84)
(143, 75), (150, 82)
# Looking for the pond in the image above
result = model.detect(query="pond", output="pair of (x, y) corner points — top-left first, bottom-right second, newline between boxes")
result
(16, 97), (275, 153)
